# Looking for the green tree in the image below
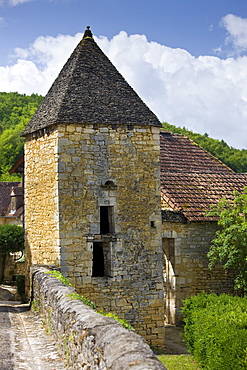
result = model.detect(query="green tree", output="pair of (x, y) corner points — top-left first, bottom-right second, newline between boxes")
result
(0, 224), (24, 283)
(207, 187), (247, 293)
(0, 92), (43, 181)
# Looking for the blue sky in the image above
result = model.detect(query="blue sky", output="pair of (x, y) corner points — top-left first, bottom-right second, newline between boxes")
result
(1, 0), (247, 149)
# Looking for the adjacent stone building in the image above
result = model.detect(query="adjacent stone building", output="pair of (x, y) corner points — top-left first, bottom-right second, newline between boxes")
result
(160, 132), (247, 324)
(22, 28), (164, 345)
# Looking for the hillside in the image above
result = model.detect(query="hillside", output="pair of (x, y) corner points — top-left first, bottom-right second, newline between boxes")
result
(0, 92), (43, 181)
(0, 92), (246, 181)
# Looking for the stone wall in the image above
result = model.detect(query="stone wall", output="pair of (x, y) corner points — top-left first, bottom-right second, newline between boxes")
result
(25, 123), (165, 345)
(31, 267), (166, 370)
(162, 220), (235, 324)
(3, 253), (25, 283)
(25, 126), (60, 269)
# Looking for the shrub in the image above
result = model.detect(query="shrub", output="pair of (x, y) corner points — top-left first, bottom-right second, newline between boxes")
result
(16, 274), (27, 303)
(182, 293), (247, 369)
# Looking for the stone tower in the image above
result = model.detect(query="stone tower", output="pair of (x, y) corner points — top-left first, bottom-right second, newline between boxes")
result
(23, 28), (164, 345)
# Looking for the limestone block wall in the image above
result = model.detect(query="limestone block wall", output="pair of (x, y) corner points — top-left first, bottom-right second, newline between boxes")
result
(162, 221), (235, 324)
(25, 127), (60, 271)
(31, 267), (166, 370)
(0, 216), (23, 226)
(57, 124), (164, 345)
(3, 253), (25, 283)
(25, 123), (165, 345)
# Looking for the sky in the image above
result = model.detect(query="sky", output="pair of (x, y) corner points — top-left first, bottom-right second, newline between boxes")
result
(1, 1), (247, 149)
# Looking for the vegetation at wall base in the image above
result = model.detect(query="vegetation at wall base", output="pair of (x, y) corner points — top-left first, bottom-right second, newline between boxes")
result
(158, 354), (201, 370)
(98, 311), (135, 331)
(181, 293), (247, 369)
(0, 224), (24, 283)
(67, 292), (97, 310)
(16, 274), (27, 303)
(44, 270), (72, 286)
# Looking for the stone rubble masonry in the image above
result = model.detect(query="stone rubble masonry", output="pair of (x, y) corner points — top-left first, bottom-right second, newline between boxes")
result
(25, 123), (165, 345)
(162, 221), (235, 324)
(31, 267), (167, 370)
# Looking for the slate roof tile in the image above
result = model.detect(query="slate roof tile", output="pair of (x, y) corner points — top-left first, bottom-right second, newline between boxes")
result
(22, 31), (161, 136)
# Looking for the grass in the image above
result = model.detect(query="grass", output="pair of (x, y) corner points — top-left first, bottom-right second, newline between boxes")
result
(158, 354), (201, 370)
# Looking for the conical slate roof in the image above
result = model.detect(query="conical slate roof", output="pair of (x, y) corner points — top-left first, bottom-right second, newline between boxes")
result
(22, 28), (161, 136)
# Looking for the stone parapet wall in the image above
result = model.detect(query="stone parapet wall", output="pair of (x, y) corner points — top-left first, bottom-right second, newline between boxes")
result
(31, 267), (166, 370)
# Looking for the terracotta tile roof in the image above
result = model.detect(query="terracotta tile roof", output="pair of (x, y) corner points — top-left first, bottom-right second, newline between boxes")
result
(160, 131), (233, 173)
(160, 131), (247, 221)
(0, 182), (22, 216)
(22, 29), (161, 136)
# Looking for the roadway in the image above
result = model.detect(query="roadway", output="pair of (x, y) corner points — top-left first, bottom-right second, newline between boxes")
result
(0, 300), (65, 370)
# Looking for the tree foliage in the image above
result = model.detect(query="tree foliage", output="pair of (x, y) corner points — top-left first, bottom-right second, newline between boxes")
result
(0, 92), (43, 181)
(0, 224), (24, 283)
(162, 122), (247, 173)
(207, 187), (247, 293)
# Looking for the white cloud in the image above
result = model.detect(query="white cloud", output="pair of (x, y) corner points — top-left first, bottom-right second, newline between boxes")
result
(221, 14), (247, 55)
(7, 0), (34, 5)
(1, 29), (247, 149)
(0, 0), (35, 6)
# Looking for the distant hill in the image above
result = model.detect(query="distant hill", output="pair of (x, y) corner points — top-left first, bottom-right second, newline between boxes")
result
(162, 122), (247, 173)
(0, 92), (246, 181)
(0, 92), (43, 181)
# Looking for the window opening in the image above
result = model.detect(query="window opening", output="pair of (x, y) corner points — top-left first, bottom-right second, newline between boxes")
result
(100, 206), (114, 234)
(92, 242), (105, 277)
(104, 180), (115, 186)
(92, 241), (112, 277)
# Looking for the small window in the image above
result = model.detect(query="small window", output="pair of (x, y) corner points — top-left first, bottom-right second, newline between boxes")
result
(104, 180), (115, 186)
(92, 242), (105, 277)
(100, 206), (114, 234)
(92, 242), (112, 277)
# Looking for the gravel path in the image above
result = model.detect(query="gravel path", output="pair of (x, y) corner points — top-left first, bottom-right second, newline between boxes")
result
(0, 301), (65, 370)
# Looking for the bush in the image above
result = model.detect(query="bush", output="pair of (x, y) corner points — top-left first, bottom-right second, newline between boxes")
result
(182, 293), (247, 369)
(16, 274), (26, 303)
